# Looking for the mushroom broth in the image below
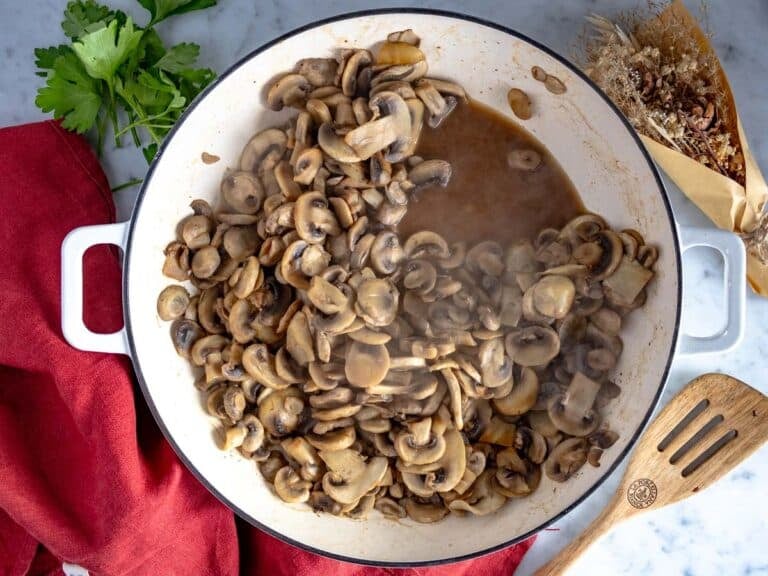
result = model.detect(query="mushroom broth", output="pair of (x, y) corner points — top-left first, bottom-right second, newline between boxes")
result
(156, 29), (658, 525)
(403, 100), (584, 245)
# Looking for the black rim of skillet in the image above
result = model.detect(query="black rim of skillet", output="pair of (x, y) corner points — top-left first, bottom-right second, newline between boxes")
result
(124, 7), (682, 568)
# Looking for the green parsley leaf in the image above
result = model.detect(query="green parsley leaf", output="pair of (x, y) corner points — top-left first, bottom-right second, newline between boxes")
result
(137, 0), (217, 25)
(72, 17), (144, 85)
(62, 0), (116, 39)
(34, 45), (71, 72)
(35, 52), (101, 133)
(155, 42), (200, 73)
(142, 143), (158, 163)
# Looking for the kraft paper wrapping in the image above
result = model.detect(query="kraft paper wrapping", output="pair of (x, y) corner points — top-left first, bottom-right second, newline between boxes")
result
(636, 1), (768, 294)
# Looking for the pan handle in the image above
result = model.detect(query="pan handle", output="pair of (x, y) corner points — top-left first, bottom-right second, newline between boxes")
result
(678, 226), (746, 355)
(61, 222), (130, 355)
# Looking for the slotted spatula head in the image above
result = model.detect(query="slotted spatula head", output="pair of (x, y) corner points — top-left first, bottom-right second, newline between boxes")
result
(618, 373), (768, 511)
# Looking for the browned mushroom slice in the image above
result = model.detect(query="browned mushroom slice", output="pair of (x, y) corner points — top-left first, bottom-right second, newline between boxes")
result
(355, 278), (399, 327)
(588, 230), (624, 280)
(531, 275), (575, 319)
(240, 128), (288, 174)
(170, 319), (204, 358)
(478, 338), (513, 388)
(493, 447), (542, 497)
(344, 116), (400, 160)
(221, 171), (264, 215)
(370, 231), (405, 276)
(515, 426), (548, 464)
(258, 387), (305, 437)
(319, 449), (388, 505)
(293, 191), (341, 245)
(242, 343), (292, 390)
(345, 341), (390, 388)
(449, 469), (506, 516)
(318, 123), (362, 163)
(181, 215), (213, 250)
(222, 226), (259, 262)
(505, 324), (560, 367)
(274, 466), (312, 503)
(366, 90), (413, 162)
(404, 231), (450, 259)
(493, 366), (539, 416)
(267, 74), (311, 111)
(414, 79), (457, 128)
(394, 417), (447, 465)
(548, 371), (602, 436)
(544, 437), (588, 482)
(407, 159), (452, 191)
(157, 285), (190, 320)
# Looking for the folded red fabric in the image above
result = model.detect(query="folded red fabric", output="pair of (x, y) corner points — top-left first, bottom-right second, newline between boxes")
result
(0, 121), (534, 576)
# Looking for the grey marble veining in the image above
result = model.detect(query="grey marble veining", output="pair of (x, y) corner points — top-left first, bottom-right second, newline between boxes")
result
(1, 1), (766, 575)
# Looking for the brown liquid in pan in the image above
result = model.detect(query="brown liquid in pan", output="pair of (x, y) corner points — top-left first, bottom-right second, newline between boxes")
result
(402, 99), (584, 245)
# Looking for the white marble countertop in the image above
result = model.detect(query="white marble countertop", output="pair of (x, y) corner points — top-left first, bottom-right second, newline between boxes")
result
(1, 1), (766, 574)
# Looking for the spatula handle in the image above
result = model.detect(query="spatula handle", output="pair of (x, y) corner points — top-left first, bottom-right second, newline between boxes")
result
(533, 494), (630, 576)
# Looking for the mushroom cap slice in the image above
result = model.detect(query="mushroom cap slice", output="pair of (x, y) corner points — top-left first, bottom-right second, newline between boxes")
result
(478, 338), (513, 388)
(355, 278), (399, 327)
(293, 191), (341, 245)
(320, 450), (388, 505)
(532, 275), (575, 319)
(407, 159), (452, 190)
(157, 285), (190, 320)
(403, 499), (448, 523)
(306, 276), (348, 315)
(257, 387), (305, 437)
(493, 366), (539, 416)
(170, 319), (204, 358)
(307, 427), (356, 451)
(370, 231), (405, 276)
(267, 73), (310, 111)
(345, 341), (390, 388)
(448, 470), (506, 516)
(344, 116), (400, 161)
(281, 437), (322, 481)
(394, 417), (447, 465)
(222, 171), (264, 214)
(318, 123), (361, 163)
(548, 371), (602, 436)
(505, 324), (560, 367)
(404, 231), (450, 259)
(544, 437), (588, 481)
(590, 230), (624, 281)
(424, 428), (466, 493)
(274, 466), (312, 503)
(368, 91), (413, 162)
(240, 128), (288, 174)
(243, 343), (292, 390)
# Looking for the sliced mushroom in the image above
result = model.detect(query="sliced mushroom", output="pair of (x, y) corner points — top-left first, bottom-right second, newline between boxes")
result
(267, 74), (311, 111)
(294, 191), (341, 245)
(404, 231), (450, 259)
(407, 159), (452, 190)
(293, 148), (323, 186)
(548, 371), (602, 436)
(355, 278), (399, 327)
(370, 231), (405, 276)
(448, 470), (506, 516)
(368, 91), (413, 162)
(414, 79), (457, 128)
(274, 466), (312, 503)
(345, 341), (390, 388)
(493, 366), (539, 416)
(394, 417), (447, 465)
(318, 123), (362, 163)
(544, 437), (588, 482)
(320, 449), (388, 505)
(157, 285), (190, 320)
(240, 128), (288, 174)
(531, 275), (575, 319)
(505, 325), (560, 367)
(222, 171), (264, 215)
(478, 338), (513, 388)
(258, 387), (305, 437)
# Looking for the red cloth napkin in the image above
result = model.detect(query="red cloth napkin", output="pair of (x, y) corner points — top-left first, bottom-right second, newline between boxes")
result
(0, 121), (535, 576)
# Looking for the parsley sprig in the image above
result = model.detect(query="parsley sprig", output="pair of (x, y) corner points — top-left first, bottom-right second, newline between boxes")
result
(35, 0), (217, 163)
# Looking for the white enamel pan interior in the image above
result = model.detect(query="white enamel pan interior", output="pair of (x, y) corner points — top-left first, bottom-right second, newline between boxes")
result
(59, 9), (747, 567)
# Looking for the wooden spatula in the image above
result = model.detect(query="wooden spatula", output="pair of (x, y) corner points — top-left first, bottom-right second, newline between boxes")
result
(534, 373), (768, 576)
